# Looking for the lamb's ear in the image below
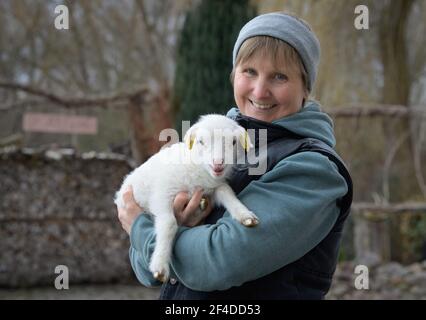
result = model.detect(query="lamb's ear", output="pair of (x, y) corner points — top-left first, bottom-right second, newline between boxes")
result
(237, 127), (253, 152)
(184, 126), (197, 150)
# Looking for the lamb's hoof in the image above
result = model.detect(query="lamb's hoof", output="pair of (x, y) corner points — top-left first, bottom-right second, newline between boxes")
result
(242, 217), (259, 227)
(153, 271), (168, 283)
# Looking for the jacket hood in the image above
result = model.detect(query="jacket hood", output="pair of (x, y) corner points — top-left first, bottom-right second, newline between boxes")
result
(226, 100), (335, 148)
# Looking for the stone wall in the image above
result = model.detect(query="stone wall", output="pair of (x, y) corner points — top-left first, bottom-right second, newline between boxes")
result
(0, 147), (137, 288)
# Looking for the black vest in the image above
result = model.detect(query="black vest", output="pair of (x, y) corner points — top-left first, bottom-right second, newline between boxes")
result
(160, 114), (353, 300)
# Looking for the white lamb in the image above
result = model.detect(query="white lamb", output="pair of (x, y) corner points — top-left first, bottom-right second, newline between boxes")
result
(114, 114), (259, 282)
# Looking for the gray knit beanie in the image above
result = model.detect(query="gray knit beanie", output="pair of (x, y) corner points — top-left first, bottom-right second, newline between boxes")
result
(232, 12), (320, 92)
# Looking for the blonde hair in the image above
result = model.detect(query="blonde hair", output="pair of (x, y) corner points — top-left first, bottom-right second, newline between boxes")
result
(230, 35), (310, 97)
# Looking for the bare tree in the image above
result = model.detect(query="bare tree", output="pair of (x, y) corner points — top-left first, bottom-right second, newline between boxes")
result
(0, 0), (197, 162)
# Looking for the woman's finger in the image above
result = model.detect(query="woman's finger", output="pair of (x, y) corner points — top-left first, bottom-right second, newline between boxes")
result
(122, 185), (136, 205)
(122, 185), (143, 214)
(174, 191), (190, 213)
(183, 188), (204, 215)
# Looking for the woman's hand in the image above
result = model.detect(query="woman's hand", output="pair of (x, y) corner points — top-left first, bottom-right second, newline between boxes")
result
(117, 185), (213, 233)
(117, 185), (143, 235)
(173, 188), (213, 227)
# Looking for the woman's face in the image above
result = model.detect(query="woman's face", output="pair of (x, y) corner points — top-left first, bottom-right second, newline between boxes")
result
(233, 53), (306, 122)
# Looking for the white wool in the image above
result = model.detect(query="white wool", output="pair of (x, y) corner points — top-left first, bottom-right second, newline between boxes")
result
(114, 114), (258, 282)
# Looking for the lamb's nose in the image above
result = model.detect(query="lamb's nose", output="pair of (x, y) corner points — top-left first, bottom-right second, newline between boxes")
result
(213, 158), (224, 166)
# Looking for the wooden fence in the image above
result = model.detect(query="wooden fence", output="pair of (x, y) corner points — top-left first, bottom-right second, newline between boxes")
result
(327, 104), (426, 265)
(351, 202), (426, 265)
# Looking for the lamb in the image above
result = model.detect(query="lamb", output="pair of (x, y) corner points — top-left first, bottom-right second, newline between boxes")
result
(114, 114), (259, 282)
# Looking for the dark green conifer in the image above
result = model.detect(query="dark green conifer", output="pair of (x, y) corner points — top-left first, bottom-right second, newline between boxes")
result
(173, 0), (256, 133)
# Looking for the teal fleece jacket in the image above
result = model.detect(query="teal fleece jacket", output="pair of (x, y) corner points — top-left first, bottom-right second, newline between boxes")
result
(128, 100), (348, 291)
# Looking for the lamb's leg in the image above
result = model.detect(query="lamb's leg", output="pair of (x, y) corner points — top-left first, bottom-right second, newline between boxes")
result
(149, 206), (178, 283)
(214, 184), (259, 227)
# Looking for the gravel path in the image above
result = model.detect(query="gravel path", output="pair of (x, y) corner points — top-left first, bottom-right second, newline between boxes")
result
(1, 261), (425, 300)
(0, 284), (161, 300)
(326, 261), (426, 300)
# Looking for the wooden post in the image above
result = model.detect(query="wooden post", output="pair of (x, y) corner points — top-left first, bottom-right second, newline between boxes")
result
(353, 209), (391, 266)
(127, 87), (173, 165)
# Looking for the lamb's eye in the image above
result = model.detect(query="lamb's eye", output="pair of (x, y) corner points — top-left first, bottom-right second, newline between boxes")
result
(232, 138), (237, 146)
(198, 139), (204, 146)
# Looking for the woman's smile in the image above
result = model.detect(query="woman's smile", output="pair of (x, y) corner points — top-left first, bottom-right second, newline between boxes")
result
(249, 99), (277, 110)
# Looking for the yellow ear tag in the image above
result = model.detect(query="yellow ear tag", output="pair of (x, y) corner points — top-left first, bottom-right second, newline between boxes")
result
(239, 131), (249, 151)
(187, 136), (195, 150)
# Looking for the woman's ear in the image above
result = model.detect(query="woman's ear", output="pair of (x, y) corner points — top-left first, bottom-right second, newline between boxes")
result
(304, 87), (309, 101)
(301, 90), (309, 108)
(229, 68), (236, 86)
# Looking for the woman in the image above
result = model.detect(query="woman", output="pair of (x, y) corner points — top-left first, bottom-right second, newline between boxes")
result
(117, 12), (352, 300)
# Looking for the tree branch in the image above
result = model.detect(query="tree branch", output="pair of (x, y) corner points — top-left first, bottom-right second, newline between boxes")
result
(0, 81), (151, 108)
(324, 104), (426, 117)
(352, 202), (426, 213)
(0, 99), (46, 111)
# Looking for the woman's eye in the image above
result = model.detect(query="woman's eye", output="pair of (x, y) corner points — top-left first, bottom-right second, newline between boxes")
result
(275, 73), (288, 81)
(244, 68), (256, 76)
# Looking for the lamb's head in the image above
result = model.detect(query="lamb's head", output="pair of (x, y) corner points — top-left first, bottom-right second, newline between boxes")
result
(184, 114), (253, 179)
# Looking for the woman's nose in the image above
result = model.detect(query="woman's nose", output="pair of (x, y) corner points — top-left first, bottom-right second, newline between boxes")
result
(252, 79), (270, 99)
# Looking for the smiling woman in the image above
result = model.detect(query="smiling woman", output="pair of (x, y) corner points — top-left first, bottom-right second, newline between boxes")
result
(232, 36), (308, 122)
(121, 11), (352, 300)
